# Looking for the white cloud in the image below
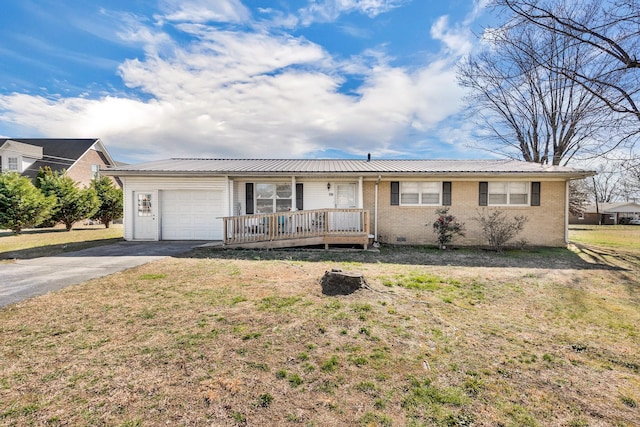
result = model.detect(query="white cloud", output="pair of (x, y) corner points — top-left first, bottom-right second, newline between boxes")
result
(299, 0), (406, 25)
(0, 2), (486, 162)
(160, 0), (251, 23)
(430, 15), (474, 56)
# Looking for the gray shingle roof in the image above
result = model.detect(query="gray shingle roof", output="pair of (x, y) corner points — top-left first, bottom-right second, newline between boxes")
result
(104, 158), (593, 178)
(0, 138), (100, 178)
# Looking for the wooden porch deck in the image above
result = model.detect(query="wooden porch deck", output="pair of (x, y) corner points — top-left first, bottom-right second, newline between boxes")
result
(222, 209), (370, 249)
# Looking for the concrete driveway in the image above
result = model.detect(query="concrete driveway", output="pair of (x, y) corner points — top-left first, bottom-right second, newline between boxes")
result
(0, 241), (209, 308)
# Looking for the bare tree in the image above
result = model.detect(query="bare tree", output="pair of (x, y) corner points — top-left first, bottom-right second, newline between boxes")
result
(458, 10), (612, 165)
(569, 179), (591, 216)
(619, 158), (640, 201)
(589, 163), (625, 203)
(498, 0), (640, 125)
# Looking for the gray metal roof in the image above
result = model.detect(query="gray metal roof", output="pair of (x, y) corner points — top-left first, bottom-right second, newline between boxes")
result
(583, 202), (640, 214)
(104, 158), (594, 178)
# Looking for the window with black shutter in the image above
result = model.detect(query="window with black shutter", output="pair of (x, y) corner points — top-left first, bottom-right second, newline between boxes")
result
(443, 181), (452, 206)
(296, 183), (303, 210)
(479, 182), (488, 206)
(390, 181), (399, 205)
(531, 182), (541, 206)
(245, 183), (254, 214)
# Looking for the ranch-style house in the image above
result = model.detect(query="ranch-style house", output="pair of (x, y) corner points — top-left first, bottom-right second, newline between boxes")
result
(104, 158), (593, 249)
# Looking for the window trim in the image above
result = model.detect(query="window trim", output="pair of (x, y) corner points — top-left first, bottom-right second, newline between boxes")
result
(482, 181), (533, 206)
(398, 181), (444, 206)
(254, 182), (293, 214)
(7, 156), (19, 171)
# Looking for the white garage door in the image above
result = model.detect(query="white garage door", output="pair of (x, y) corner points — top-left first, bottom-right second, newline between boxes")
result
(160, 190), (223, 240)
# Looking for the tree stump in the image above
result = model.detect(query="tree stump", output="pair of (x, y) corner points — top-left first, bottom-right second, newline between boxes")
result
(320, 269), (367, 296)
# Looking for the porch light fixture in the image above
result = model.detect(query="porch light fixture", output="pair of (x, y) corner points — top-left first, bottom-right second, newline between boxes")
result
(327, 183), (331, 190)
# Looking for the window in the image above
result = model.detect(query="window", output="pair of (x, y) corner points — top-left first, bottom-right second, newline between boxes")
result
(7, 157), (18, 171)
(255, 183), (292, 213)
(400, 182), (441, 205)
(487, 182), (529, 205)
(91, 164), (100, 179)
(137, 193), (152, 216)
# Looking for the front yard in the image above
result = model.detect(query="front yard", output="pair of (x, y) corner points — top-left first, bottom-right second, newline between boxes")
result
(0, 226), (638, 426)
(0, 224), (123, 260)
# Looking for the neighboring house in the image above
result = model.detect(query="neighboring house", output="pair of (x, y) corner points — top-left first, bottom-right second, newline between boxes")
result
(104, 158), (593, 248)
(570, 202), (640, 225)
(0, 138), (119, 188)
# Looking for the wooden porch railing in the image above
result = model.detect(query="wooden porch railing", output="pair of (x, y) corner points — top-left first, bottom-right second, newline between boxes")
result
(222, 209), (370, 246)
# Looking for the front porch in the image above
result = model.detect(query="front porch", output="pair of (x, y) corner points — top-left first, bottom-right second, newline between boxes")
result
(222, 209), (370, 249)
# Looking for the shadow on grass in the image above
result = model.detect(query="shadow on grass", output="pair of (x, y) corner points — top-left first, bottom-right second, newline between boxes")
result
(0, 238), (125, 260)
(183, 243), (631, 271)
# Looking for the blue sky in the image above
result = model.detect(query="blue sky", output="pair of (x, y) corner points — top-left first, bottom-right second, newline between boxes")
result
(0, 0), (493, 164)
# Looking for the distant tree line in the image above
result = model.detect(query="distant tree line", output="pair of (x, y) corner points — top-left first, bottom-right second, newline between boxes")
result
(0, 168), (123, 234)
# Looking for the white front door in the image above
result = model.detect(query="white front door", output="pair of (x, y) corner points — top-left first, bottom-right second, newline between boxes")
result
(134, 191), (157, 240)
(336, 183), (357, 208)
(332, 183), (359, 231)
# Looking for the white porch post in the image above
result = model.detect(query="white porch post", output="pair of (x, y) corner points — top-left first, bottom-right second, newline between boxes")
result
(227, 177), (234, 216)
(358, 176), (363, 209)
(291, 176), (297, 211)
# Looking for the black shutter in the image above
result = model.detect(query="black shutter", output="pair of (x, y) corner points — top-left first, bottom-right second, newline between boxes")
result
(479, 182), (488, 206)
(442, 181), (452, 206)
(531, 182), (541, 206)
(296, 183), (303, 210)
(390, 181), (400, 205)
(245, 183), (254, 214)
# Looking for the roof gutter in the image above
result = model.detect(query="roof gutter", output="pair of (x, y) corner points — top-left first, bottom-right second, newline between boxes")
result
(101, 169), (596, 180)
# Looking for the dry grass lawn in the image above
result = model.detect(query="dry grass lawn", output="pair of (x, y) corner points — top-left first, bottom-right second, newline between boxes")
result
(0, 227), (638, 426)
(0, 224), (123, 260)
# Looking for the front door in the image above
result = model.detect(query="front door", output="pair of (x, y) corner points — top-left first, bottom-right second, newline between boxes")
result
(332, 183), (359, 231)
(336, 183), (356, 209)
(134, 191), (157, 240)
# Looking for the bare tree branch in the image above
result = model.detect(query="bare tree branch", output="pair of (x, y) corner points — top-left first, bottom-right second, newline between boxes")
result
(458, 13), (612, 165)
(498, 0), (640, 122)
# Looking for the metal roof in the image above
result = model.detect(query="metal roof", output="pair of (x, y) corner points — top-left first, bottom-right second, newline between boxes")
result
(103, 158), (594, 178)
(582, 202), (640, 214)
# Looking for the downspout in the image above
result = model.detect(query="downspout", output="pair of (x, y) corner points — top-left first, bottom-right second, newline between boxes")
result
(374, 175), (381, 247)
(565, 180), (569, 244)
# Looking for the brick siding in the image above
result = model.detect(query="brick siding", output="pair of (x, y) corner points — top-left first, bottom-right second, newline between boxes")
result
(364, 180), (567, 247)
(66, 149), (118, 188)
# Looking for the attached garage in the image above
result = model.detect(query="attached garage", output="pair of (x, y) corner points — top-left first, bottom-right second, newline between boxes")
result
(160, 190), (224, 240)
